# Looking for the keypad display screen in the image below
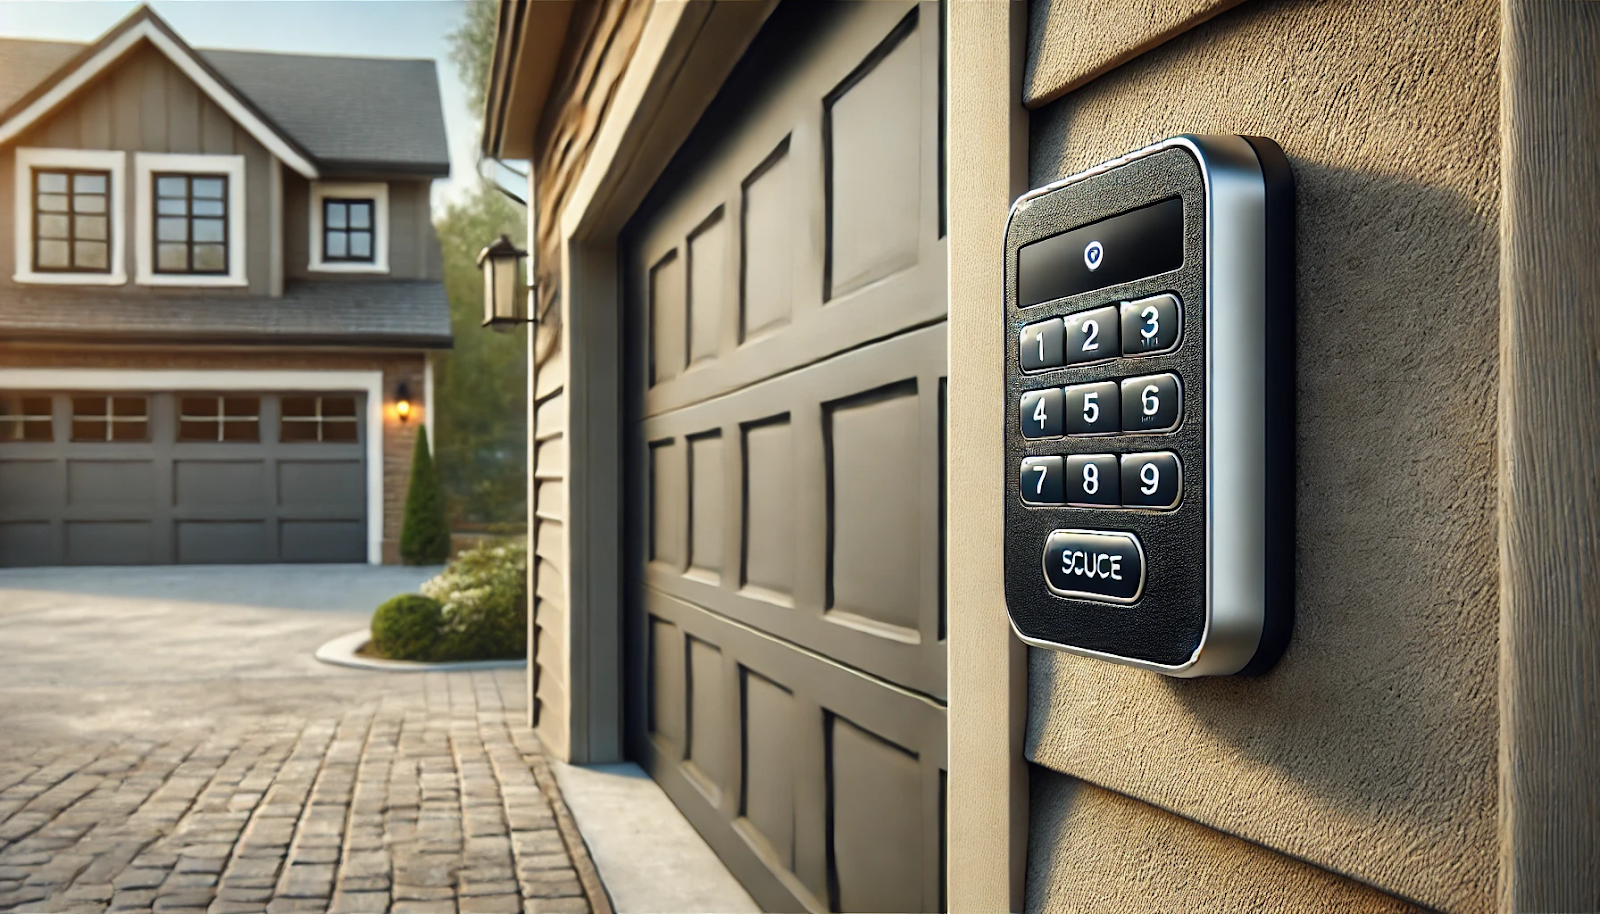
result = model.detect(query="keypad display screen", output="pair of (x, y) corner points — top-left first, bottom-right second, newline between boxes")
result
(1017, 197), (1184, 306)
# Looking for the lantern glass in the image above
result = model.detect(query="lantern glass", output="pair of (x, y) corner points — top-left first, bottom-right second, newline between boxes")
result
(478, 235), (529, 328)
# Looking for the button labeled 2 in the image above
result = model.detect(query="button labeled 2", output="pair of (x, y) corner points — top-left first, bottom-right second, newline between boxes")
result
(1121, 373), (1182, 433)
(1063, 306), (1120, 366)
(1020, 389), (1064, 438)
(1020, 456), (1064, 504)
(1064, 454), (1119, 507)
(1062, 381), (1119, 436)
(1121, 451), (1182, 509)
(1020, 319), (1064, 372)
(1042, 529), (1145, 603)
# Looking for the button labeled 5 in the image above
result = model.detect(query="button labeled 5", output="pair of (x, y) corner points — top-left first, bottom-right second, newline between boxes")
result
(1062, 381), (1119, 436)
(1121, 373), (1182, 433)
(1120, 293), (1182, 356)
(1063, 306), (1120, 366)
(1120, 451), (1182, 509)
(1020, 456), (1064, 504)
(1020, 389), (1064, 438)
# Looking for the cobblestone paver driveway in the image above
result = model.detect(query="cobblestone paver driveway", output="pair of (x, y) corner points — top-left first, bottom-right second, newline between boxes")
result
(0, 567), (592, 914)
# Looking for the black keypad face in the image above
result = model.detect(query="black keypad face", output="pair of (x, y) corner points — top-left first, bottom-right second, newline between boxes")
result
(1120, 293), (1182, 356)
(1020, 318), (1064, 372)
(1062, 306), (1120, 366)
(1121, 451), (1182, 509)
(1063, 454), (1120, 507)
(1062, 381), (1119, 436)
(1121, 373), (1182, 433)
(1020, 456), (1064, 505)
(1020, 389), (1064, 438)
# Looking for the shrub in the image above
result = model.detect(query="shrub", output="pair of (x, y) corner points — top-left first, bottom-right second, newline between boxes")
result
(400, 427), (450, 565)
(370, 594), (444, 660)
(422, 538), (527, 661)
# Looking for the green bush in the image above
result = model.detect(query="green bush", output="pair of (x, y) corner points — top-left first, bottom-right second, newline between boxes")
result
(400, 427), (450, 565)
(422, 538), (527, 661)
(370, 594), (444, 660)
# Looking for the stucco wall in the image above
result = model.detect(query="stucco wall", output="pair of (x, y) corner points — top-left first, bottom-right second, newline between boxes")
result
(1023, 0), (1499, 911)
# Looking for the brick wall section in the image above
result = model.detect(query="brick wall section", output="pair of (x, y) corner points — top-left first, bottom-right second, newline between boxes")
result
(0, 345), (430, 563)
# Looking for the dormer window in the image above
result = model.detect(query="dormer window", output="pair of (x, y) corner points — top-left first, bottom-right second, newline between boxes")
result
(13, 148), (127, 286)
(309, 182), (389, 274)
(134, 153), (247, 287)
(322, 199), (375, 263)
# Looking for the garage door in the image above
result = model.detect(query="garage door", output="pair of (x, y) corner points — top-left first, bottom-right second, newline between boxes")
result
(0, 391), (367, 566)
(623, 3), (946, 911)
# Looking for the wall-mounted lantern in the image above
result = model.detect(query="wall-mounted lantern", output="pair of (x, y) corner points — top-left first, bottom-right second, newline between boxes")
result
(395, 382), (413, 423)
(478, 234), (533, 330)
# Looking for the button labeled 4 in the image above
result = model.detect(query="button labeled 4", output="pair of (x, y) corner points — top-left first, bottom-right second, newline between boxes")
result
(1020, 389), (1064, 438)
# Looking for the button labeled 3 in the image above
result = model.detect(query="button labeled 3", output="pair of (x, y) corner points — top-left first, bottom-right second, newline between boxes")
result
(1042, 529), (1145, 603)
(1121, 373), (1182, 433)
(1120, 293), (1182, 356)
(1063, 306), (1120, 366)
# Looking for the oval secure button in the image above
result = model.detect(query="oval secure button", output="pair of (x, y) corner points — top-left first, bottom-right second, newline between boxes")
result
(1042, 529), (1145, 604)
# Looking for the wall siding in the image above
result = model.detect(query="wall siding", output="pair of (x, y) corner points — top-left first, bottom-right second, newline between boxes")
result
(1022, 0), (1498, 910)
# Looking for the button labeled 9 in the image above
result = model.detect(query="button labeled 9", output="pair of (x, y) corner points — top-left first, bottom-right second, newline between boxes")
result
(1120, 451), (1182, 509)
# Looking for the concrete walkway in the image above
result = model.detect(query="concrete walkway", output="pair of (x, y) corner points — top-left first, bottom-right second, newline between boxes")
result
(0, 566), (595, 914)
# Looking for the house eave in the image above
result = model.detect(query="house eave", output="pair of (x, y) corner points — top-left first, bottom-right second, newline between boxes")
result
(482, 0), (576, 161)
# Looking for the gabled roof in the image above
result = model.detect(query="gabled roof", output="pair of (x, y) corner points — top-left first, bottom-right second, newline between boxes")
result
(0, 6), (450, 179)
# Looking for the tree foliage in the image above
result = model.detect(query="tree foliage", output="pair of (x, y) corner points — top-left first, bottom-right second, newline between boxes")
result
(433, 184), (528, 526)
(449, 0), (499, 117)
(400, 426), (451, 564)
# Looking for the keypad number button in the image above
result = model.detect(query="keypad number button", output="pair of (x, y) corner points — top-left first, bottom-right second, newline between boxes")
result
(1121, 373), (1182, 433)
(1062, 306), (1120, 366)
(1062, 381), (1119, 436)
(1020, 389), (1065, 439)
(1120, 293), (1182, 356)
(1120, 452), (1182, 509)
(1063, 454), (1120, 507)
(1020, 456), (1065, 505)
(1020, 319), (1065, 372)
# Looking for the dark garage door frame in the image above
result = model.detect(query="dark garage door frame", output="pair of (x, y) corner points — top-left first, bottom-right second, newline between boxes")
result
(0, 370), (385, 566)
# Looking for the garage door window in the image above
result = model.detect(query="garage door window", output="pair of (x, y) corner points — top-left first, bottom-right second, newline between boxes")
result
(281, 396), (359, 443)
(178, 396), (260, 443)
(71, 395), (148, 442)
(0, 395), (53, 442)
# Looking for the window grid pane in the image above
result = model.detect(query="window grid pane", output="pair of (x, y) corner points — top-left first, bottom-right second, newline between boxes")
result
(34, 168), (111, 273)
(153, 173), (229, 275)
(70, 395), (148, 442)
(0, 394), (53, 443)
(323, 198), (376, 263)
(280, 395), (359, 443)
(178, 396), (261, 442)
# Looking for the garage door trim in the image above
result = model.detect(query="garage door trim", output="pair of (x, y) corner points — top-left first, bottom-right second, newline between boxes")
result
(0, 368), (386, 563)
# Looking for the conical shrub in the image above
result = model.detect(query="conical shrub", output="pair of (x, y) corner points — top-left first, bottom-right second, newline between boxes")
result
(400, 426), (450, 565)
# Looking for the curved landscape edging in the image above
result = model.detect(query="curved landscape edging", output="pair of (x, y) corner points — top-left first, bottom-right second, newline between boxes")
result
(314, 629), (526, 672)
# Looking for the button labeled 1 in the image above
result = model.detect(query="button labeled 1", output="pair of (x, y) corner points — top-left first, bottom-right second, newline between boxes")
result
(1121, 451), (1182, 509)
(1043, 529), (1145, 603)
(1121, 293), (1182, 356)
(1020, 319), (1064, 372)
(1063, 306), (1120, 366)
(1020, 389), (1064, 438)
(1064, 454), (1119, 507)
(1062, 381), (1119, 436)
(1121, 373), (1182, 433)
(1020, 456), (1064, 504)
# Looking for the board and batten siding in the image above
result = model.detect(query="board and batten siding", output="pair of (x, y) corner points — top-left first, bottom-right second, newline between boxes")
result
(0, 44), (276, 296)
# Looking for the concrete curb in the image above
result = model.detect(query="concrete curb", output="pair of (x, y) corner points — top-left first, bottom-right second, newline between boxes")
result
(313, 629), (527, 672)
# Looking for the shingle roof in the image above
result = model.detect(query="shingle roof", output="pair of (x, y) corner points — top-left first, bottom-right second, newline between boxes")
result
(0, 34), (450, 177)
(0, 280), (452, 348)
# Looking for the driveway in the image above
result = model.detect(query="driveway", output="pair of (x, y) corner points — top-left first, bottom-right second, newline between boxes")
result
(0, 566), (591, 914)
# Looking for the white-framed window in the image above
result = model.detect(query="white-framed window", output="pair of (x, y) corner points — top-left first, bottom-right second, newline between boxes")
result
(309, 181), (388, 274)
(12, 148), (127, 286)
(134, 153), (247, 287)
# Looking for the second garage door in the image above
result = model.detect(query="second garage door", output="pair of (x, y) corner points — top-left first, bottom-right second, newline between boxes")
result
(0, 390), (368, 566)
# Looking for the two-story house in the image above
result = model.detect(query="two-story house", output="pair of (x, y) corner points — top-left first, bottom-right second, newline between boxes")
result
(0, 6), (451, 567)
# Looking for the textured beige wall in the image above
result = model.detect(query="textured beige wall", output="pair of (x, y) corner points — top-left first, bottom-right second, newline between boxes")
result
(1024, 0), (1499, 911)
(1028, 768), (1424, 913)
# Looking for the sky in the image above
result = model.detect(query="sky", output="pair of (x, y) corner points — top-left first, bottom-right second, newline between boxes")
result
(0, 0), (482, 214)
